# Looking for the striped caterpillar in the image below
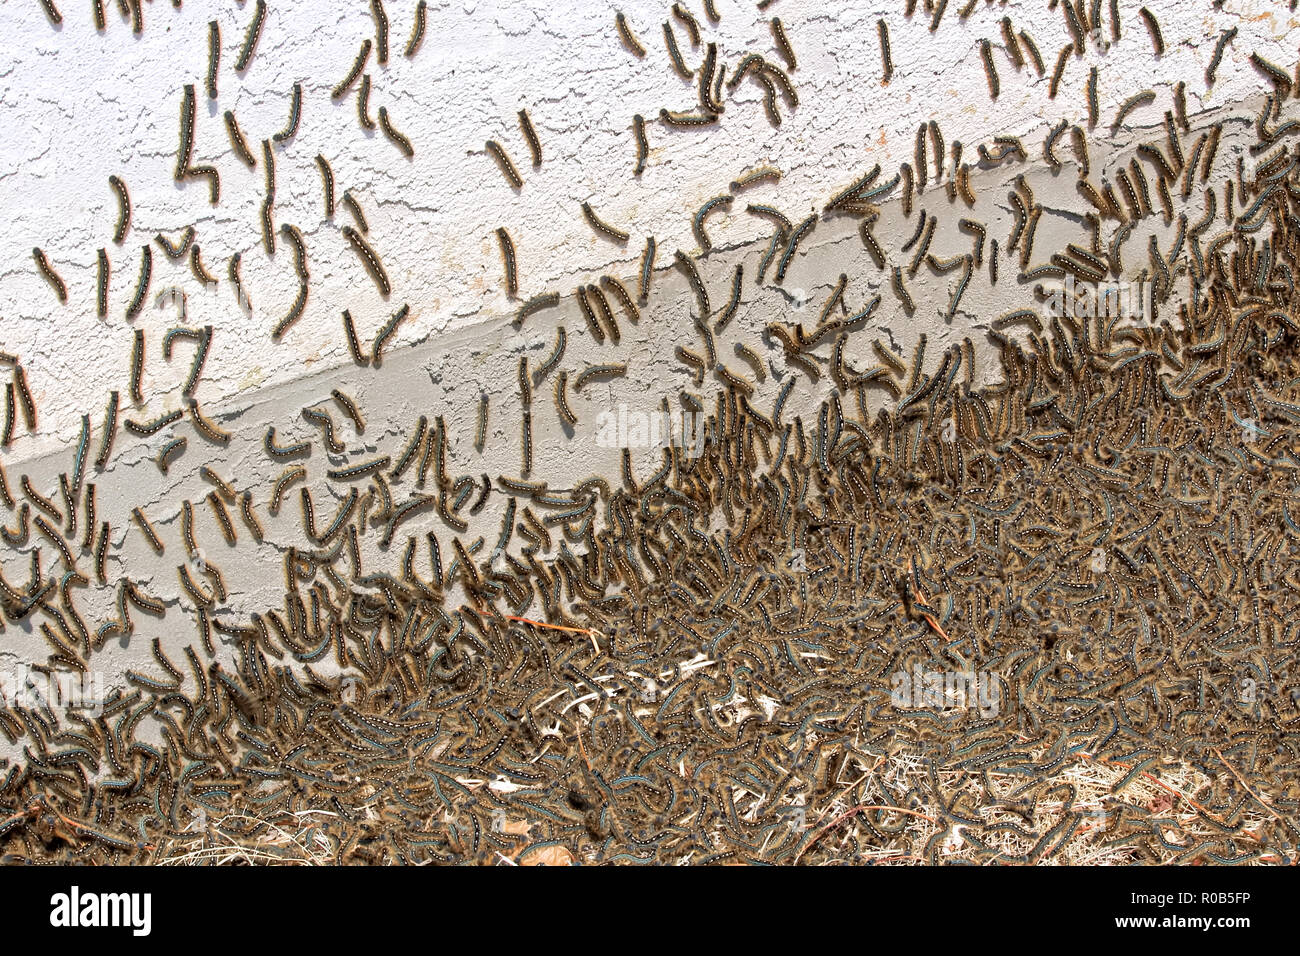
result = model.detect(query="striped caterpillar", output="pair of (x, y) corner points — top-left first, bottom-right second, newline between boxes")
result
(672, 3), (700, 46)
(576, 285), (605, 343)
(358, 74), (376, 130)
(632, 114), (649, 176)
(775, 214), (815, 283)
(660, 107), (719, 127)
(692, 195), (732, 252)
(176, 84), (197, 181)
(265, 427), (311, 462)
(1137, 6), (1163, 57)
(270, 467), (305, 514)
(372, 303), (411, 365)
(533, 326), (566, 386)
(157, 437), (187, 475)
(587, 283), (620, 344)
(302, 407), (345, 454)
(731, 165), (781, 191)
(333, 39), (371, 99)
(1, 384), (13, 446)
(239, 491), (263, 543)
(189, 244), (218, 285)
(131, 507), (164, 555)
(206, 20), (220, 99)
(518, 109), (542, 167)
(663, 21), (692, 79)
(32, 248), (67, 303)
(93, 0), (104, 30)
(486, 140), (523, 188)
(274, 281), (308, 340)
(128, 328), (145, 405)
(155, 226), (195, 260)
(495, 227), (518, 296)
(600, 274), (640, 325)
(770, 17), (796, 71)
(638, 236), (656, 302)
(272, 83), (303, 142)
(39, 0), (61, 26)
(95, 391), (119, 470)
(520, 409), (532, 476)
(979, 39), (999, 99)
(1086, 66), (1099, 127)
(378, 107), (414, 158)
(1111, 90), (1155, 134)
(1001, 16), (1023, 69)
(316, 154), (335, 217)
(674, 249), (710, 316)
(1250, 53), (1293, 99)
(573, 362), (628, 392)
(406, 0), (427, 57)
(1049, 44), (1071, 99)
(514, 291), (559, 327)
(341, 190), (369, 233)
(125, 245), (151, 320)
(1206, 28), (1235, 88)
(108, 175), (131, 243)
(235, 0), (267, 72)
(877, 19), (892, 84)
(188, 398), (230, 444)
(554, 371), (578, 427)
(372, 0), (390, 64)
(615, 10), (645, 57)
(342, 226), (391, 296)
(713, 263), (742, 332)
(228, 251), (250, 313)
(1019, 29), (1044, 75)
(582, 201), (630, 243)
(475, 393), (489, 450)
(331, 389), (365, 434)
(224, 111), (256, 168)
(342, 309), (369, 365)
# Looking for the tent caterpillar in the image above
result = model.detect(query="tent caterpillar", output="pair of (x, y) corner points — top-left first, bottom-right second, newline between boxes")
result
(406, 0), (427, 57)
(615, 11), (646, 57)
(223, 111), (256, 168)
(125, 245), (151, 320)
(316, 154), (335, 218)
(108, 175), (131, 243)
(272, 83), (303, 142)
(32, 248), (67, 303)
(378, 106), (414, 157)
(486, 139), (523, 188)
(495, 227), (518, 297)
(372, 303), (410, 365)
(582, 201), (630, 243)
(235, 0), (267, 72)
(342, 225), (391, 296)
(371, 0), (389, 64)
(358, 73), (376, 130)
(206, 20), (220, 99)
(333, 39), (371, 99)
(633, 113), (649, 176)
(518, 108), (542, 167)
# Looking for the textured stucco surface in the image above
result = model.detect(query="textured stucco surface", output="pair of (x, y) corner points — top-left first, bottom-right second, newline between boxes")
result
(0, 0), (1297, 720)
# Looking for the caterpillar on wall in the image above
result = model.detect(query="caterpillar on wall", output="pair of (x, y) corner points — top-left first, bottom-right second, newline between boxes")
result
(333, 39), (372, 99)
(229, 251), (250, 313)
(692, 195), (732, 253)
(189, 398), (231, 445)
(662, 21), (692, 79)
(223, 111), (256, 169)
(235, 0), (267, 72)
(95, 391), (119, 470)
(475, 393), (489, 451)
(343, 226), (392, 296)
(331, 389), (365, 434)
(108, 175), (131, 243)
(316, 154), (335, 218)
(601, 275), (640, 325)
(406, 0), (427, 57)
(128, 328), (145, 404)
(155, 226), (195, 261)
(554, 372), (578, 427)
(358, 74), (376, 130)
(189, 244), (218, 285)
(514, 291), (559, 327)
(372, 0), (390, 64)
(372, 303), (411, 365)
(125, 245), (152, 320)
(486, 140), (523, 188)
(770, 17), (796, 71)
(39, 0), (62, 26)
(272, 83), (303, 142)
(378, 106), (415, 158)
(1049, 43), (1071, 99)
(341, 190), (369, 233)
(518, 109), (542, 167)
(1137, 6), (1163, 57)
(533, 326), (566, 386)
(582, 201), (630, 244)
(877, 19), (892, 84)
(342, 310), (369, 365)
(979, 39), (999, 99)
(632, 114), (649, 176)
(175, 83), (196, 181)
(495, 227), (518, 297)
(615, 10), (646, 57)
(674, 249), (710, 316)
(206, 20), (220, 99)
(32, 248), (67, 303)
(638, 236), (656, 302)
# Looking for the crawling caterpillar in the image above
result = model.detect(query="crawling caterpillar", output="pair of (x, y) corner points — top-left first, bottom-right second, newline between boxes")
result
(342, 225), (391, 296)
(32, 248), (67, 303)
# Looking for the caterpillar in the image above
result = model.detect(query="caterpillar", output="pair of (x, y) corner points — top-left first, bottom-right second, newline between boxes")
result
(1111, 90), (1155, 134)
(533, 327), (566, 387)
(342, 226), (392, 296)
(124, 409), (183, 437)
(378, 106), (414, 157)
(189, 244), (218, 285)
(1000, 16), (1024, 70)
(587, 283), (621, 344)
(1174, 81), (1188, 133)
(131, 507), (165, 555)
(601, 275), (640, 325)
(265, 426), (311, 461)
(223, 111), (256, 168)
(521, 409), (533, 476)
(775, 214), (815, 283)
(1071, 126), (1091, 176)
(261, 196), (276, 256)
(877, 19), (892, 84)
(663, 21), (693, 79)
(358, 73), (376, 130)
(672, 2), (700, 46)
(514, 291), (560, 326)
(372, 0), (390, 64)
(495, 227), (518, 296)
(516, 356), (531, 408)
(1137, 7), (1162, 57)
(914, 123), (927, 191)
(615, 10), (646, 57)
(632, 113), (649, 176)
(32, 248), (67, 303)
(517, 108), (542, 167)
(82, 482), (96, 550)
(1206, 28), (1235, 88)
(714, 263), (742, 332)
(639, 236), (656, 302)
(406, 0), (427, 57)
(228, 251), (250, 314)
(576, 285), (605, 343)
(341, 190), (369, 233)
(206, 20), (220, 99)
(674, 249), (710, 316)
(770, 17), (796, 71)
(581, 201), (631, 244)
(554, 372), (578, 427)
(128, 0), (141, 35)
(125, 245), (151, 320)
(734, 343), (766, 383)
(108, 175), (131, 243)
(39, 0), (61, 27)
(1, 384), (13, 446)
(274, 282), (308, 340)
(929, 121), (944, 182)
(314, 154), (335, 219)
(573, 363), (627, 392)
(331, 389), (365, 434)
(200, 466), (236, 502)
(363, 305), (408, 369)
(269, 466), (306, 514)
(1018, 29), (1044, 76)
(692, 194), (732, 252)
(93, 0), (104, 29)
(333, 39), (372, 99)
(176, 84), (196, 180)
(1250, 53), (1292, 99)
(239, 492), (264, 543)
(157, 437), (187, 475)
(1086, 66), (1099, 127)
(1044, 119), (1068, 171)
(859, 221), (885, 268)
(475, 393), (490, 451)
(979, 40), (999, 100)
(272, 83), (303, 142)
(155, 226), (195, 261)
(1049, 43), (1071, 99)
(730, 166), (781, 192)
(95, 391), (119, 470)
(390, 416), (427, 480)
(235, 0), (267, 72)
(659, 107), (718, 127)
(94, 520), (109, 584)
(486, 140), (522, 188)
(891, 266), (915, 314)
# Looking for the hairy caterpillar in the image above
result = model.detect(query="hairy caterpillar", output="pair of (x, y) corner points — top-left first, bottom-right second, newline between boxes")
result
(331, 389), (365, 434)
(713, 263), (742, 332)
(877, 19), (892, 84)
(125, 245), (151, 320)
(406, 0), (427, 57)
(176, 83), (196, 180)
(155, 226), (195, 261)
(495, 227), (518, 296)
(533, 328), (566, 388)
(1250, 52), (1292, 99)
(616, 10), (646, 57)
(265, 428), (311, 462)
(979, 40), (999, 99)
(573, 362), (627, 392)
(274, 282), (308, 340)
(206, 20), (220, 99)
(693, 194), (732, 252)
(891, 265), (915, 314)
(775, 214), (815, 283)
(93, 0), (105, 30)
(39, 0), (62, 27)
(1206, 28), (1235, 88)
(124, 409), (183, 437)
(261, 195), (276, 256)
(157, 437), (187, 475)
(239, 491), (264, 543)
(189, 244), (218, 285)
(1086, 66), (1098, 127)
(333, 39), (371, 99)
(582, 201), (630, 243)
(520, 409), (533, 476)
(1, 383), (12, 446)
(358, 73), (376, 130)
(576, 285), (605, 343)
(273, 83), (303, 142)
(517, 108), (542, 167)
(486, 139), (522, 188)
(235, 0), (267, 72)
(223, 111), (256, 168)
(639, 236), (656, 302)
(674, 248), (710, 316)
(587, 283), (620, 344)
(514, 291), (560, 326)
(770, 17), (796, 71)
(95, 391), (119, 470)
(601, 275), (640, 325)
(341, 190), (369, 233)
(315, 154), (335, 218)
(1111, 90), (1155, 134)
(108, 175), (131, 243)
(659, 107), (719, 127)
(378, 106), (414, 157)
(228, 251), (250, 314)
(475, 393), (489, 450)
(631, 113), (649, 176)
(372, 0), (390, 64)
(372, 303), (411, 365)
(1049, 43), (1071, 99)
(33, 248), (67, 303)
(663, 21), (692, 79)
(554, 371), (578, 427)
(131, 506), (165, 555)
(1137, 7), (1163, 57)
(342, 309), (369, 365)
(390, 416), (427, 480)
(342, 226), (391, 296)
